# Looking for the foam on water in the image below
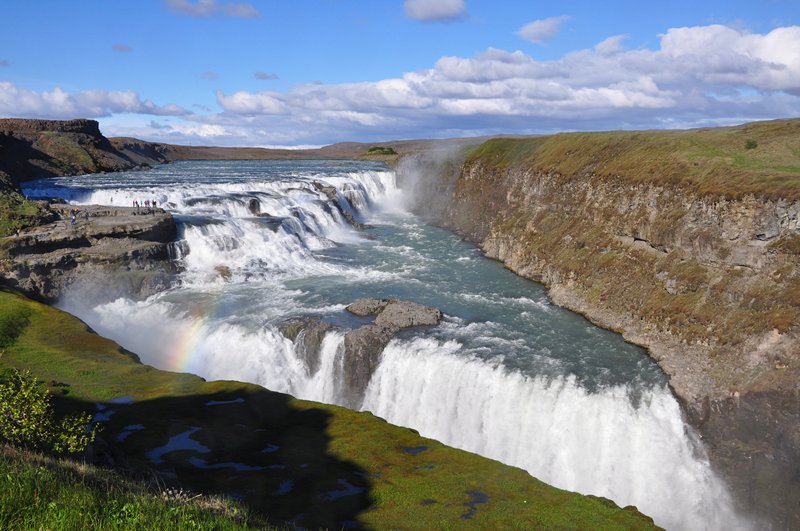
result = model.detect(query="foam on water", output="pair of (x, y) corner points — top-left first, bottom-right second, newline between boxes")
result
(25, 160), (750, 531)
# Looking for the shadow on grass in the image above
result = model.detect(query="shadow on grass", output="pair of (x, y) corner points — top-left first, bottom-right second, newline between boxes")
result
(53, 387), (373, 529)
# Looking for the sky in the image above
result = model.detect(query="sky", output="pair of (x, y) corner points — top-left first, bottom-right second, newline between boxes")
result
(1, 0), (799, 147)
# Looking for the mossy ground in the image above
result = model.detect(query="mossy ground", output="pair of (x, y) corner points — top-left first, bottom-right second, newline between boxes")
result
(467, 119), (800, 200)
(0, 287), (658, 529)
(0, 444), (269, 530)
(0, 192), (48, 237)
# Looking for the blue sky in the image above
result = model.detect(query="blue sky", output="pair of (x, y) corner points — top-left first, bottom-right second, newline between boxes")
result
(1, 0), (799, 146)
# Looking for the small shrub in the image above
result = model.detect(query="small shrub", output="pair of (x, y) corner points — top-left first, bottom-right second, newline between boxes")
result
(0, 368), (98, 454)
(367, 146), (397, 155)
(745, 139), (758, 149)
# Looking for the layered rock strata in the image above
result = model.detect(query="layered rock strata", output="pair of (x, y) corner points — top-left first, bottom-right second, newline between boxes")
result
(0, 203), (178, 302)
(399, 153), (800, 528)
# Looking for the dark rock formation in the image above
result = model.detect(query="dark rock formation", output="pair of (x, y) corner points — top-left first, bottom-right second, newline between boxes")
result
(341, 299), (442, 406)
(247, 198), (261, 215)
(312, 181), (364, 229)
(0, 203), (179, 302)
(0, 119), (168, 188)
(279, 317), (334, 375)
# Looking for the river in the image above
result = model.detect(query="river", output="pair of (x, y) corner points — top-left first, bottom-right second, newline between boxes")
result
(23, 159), (747, 530)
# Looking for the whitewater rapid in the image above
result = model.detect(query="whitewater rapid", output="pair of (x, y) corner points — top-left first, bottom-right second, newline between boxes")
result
(24, 160), (748, 531)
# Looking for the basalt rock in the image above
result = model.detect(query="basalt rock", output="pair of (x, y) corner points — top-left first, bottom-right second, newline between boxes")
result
(0, 119), (169, 186)
(279, 317), (334, 376)
(396, 141), (800, 528)
(341, 299), (442, 407)
(0, 203), (179, 302)
(312, 181), (364, 229)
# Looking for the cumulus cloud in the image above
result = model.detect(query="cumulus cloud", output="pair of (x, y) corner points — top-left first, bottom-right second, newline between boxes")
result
(165, 0), (259, 18)
(203, 24), (800, 144)
(255, 71), (278, 81)
(112, 44), (133, 53)
(0, 82), (189, 119)
(404, 0), (466, 22)
(518, 15), (571, 43)
(217, 90), (287, 115)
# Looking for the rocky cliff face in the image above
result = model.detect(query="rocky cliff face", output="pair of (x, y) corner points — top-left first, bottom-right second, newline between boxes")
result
(398, 145), (800, 528)
(0, 119), (167, 188)
(0, 204), (179, 302)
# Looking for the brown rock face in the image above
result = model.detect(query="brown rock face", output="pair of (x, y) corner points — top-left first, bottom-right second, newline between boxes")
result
(0, 119), (168, 187)
(397, 151), (800, 529)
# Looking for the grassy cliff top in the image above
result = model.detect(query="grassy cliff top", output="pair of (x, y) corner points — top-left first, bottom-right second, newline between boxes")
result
(0, 288), (658, 530)
(467, 119), (800, 200)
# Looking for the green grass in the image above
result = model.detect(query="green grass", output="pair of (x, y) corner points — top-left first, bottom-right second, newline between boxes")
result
(0, 191), (48, 237)
(38, 132), (96, 173)
(0, 444), (269, 530)
(467, 119), (800, 200)
(0, 287), (659, 529)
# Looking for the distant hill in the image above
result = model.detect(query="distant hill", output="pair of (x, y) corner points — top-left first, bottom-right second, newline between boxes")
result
(0, 118), (487, 191)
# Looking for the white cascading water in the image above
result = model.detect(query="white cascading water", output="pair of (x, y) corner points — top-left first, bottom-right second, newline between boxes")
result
(27, 161), (749, 531)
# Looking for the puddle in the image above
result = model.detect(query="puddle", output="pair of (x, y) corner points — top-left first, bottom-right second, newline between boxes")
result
(116, 424), (145, 442)
(188, 457), (266, 471)
(402, 446), (429, 455)
(321, 479), (366, 501)
(205, 397), (245, 406)
(147, 427), (210, 464)
(272, 479), (294, 496)
(461, 490), (489, 520)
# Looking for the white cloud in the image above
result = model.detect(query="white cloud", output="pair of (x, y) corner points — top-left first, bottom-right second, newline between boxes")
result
(594, 35), (626, 55)
(518, 15), (571, 43)
(165, 0), (259, 18)
(197, 24), (800, 144)
(216, 90), (287, 115)
(404, 0), (466, 22)
(0, 82), (189, 119)
(19, 23), (799, 147)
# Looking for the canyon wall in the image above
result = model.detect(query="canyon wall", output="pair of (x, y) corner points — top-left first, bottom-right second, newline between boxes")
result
(397, 128), (800, 528)
(0, 119), (168, 189)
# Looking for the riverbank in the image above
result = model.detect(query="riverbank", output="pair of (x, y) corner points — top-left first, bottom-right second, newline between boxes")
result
(396, 119), (800, 528)
(0, 287), (658, 529)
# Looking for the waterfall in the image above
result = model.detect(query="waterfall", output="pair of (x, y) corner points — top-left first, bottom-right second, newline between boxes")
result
(24, 160), (749, 531)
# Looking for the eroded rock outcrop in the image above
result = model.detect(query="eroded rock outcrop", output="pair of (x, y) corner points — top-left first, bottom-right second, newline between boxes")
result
(0, 119), (168, 187)
(280, 299), (443, 408)
(0, 203), (179, 302)
(312, 181), (364, 229)
(342, 299), (442, 406)
(279, 317), (334, 375)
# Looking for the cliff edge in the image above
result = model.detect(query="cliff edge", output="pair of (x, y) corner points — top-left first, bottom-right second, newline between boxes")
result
(398, 118), (800, 529)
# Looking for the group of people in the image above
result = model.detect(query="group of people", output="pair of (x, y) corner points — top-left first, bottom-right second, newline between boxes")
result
(132, 199), (159, 215)
(132, 199), (158, 209)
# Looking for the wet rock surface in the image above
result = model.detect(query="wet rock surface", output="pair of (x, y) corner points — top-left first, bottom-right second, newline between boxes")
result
(281, 299), (443, 408)
(279, 317), (334, 375)
(312, 181), (364, 229)
(342, 299), (442, 407)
